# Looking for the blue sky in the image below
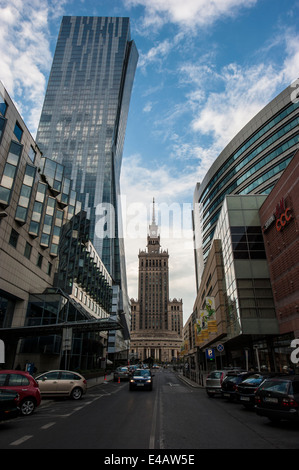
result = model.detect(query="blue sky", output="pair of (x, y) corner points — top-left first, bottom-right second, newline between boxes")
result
(1, 0), (298, 322)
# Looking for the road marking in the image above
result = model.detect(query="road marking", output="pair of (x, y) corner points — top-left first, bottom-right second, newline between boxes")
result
(10, 435), (33, 446)
(149, 387), (160, 449)
(41, 422), (56, 430)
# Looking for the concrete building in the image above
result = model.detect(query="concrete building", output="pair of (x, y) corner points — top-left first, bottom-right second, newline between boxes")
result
(35, 16), (139, 360)
(184, 195), (282, 379)
(130, 200), (183, 364)
(0, 82), (120, 372)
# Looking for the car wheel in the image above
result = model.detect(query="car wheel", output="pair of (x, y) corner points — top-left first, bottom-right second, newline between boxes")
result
(71, 387), (83, 400)
(20, 398), (35, 416)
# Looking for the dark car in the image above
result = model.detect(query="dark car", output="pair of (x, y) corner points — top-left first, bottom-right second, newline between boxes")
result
(221, 371), (255, 401)
(0, 370), (41, 416)
(236, 373), (271, 409)
(129, 369), (154, 391)
(0, 389), (20, 421)
(255, 375), (299, 423)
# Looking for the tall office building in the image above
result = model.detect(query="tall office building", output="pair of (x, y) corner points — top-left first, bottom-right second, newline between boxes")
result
(36, 17), (138, 358)
(130, 200), (183, 363)
(36, 16), (138, 287)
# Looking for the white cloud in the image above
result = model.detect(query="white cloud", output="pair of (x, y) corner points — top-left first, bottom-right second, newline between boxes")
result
(180, 29), (299, 151)
(0, 0), (67, 136)
(124, 0), (258, 31)
(120, 152), (199, 320)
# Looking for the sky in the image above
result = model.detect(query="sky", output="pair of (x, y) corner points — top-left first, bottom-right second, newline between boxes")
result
(0, 0), (298, 323)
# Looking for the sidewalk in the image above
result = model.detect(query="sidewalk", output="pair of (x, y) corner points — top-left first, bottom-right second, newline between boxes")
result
(176, 370), (203, 388)
(86, 372), (114, 389)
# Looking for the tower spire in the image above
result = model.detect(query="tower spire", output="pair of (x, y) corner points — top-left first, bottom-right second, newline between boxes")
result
(152, 197), (156, 224)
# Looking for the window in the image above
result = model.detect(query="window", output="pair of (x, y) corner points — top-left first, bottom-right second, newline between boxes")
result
(28, 146), (36, 163)
(9, 228), (19, 248)
(37, 253), (43, 268)
(8, 374), (30, 386)
(24, 242), (32, 260)
(13, 122), (23, 142)
(0, 94), (7, 116)
(47, 262), (52, 276)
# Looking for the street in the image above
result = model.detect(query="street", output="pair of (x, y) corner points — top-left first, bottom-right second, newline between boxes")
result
(0, 368), (298, 452)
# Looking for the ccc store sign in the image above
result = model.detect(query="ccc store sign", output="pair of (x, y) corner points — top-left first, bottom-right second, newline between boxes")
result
(276, 207), (292, 232)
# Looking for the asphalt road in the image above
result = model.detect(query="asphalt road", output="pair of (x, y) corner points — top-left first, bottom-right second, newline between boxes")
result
(0, 368), (298, 452)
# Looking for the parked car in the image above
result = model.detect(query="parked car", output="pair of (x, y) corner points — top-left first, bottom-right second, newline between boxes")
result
(0, 389), (20, 421)
(0, 370), (41, 416)
(255, 375), (299, 422)
(205, 370), (239, 397)
(36, 370), (87, 400)
(113, 366), (130, 382)
(129, 369), (154, 391)
(221, 371), (255, 401)
(236, 373), (272, 409)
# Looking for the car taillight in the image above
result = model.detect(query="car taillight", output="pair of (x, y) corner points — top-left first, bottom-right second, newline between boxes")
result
(255, 395), (261, 404)
(220, 373), (224, 385)
(282, 397), (298, 408)
(83, 379), (87, 385)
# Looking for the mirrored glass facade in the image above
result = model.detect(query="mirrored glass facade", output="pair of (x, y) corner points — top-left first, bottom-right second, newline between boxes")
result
(36, 17), (138, 293)
(193, 84), (299, 288)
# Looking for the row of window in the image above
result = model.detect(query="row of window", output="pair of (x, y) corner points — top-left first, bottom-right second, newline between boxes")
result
(8, 228), (52, 275)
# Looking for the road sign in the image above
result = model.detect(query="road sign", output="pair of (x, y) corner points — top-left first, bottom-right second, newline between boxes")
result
(206, 348), (215, 360)
(217, 344), (224, 353)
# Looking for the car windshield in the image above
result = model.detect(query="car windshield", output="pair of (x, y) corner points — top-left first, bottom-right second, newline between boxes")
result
(133, 370), (150, 377)
(208, 372), (223, 379)
(260, 380), (290, 394)
(241, 376), (263, 384)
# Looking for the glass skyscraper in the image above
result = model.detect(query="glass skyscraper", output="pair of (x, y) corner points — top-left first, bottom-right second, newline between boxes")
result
(36, 16), (138, 295)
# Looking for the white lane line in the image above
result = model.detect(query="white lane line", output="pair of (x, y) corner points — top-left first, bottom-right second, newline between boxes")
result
(149, 387), (160, 449)
(41, 422), (56, 430)
(10, 435), (33, 446)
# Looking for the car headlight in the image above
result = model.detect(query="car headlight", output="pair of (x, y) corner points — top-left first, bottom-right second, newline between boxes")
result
(146, 379), (152, 383)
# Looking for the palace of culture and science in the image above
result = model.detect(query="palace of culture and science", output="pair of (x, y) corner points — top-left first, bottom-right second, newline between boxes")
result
(130, 200), (183, 363)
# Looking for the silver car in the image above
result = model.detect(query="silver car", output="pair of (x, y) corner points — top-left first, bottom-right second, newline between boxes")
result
(113, 366), (130, 382)
(205, 370), (238, 397)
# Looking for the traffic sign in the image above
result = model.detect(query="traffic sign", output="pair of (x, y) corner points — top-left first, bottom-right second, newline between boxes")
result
(206, 348), (215, 360)
(217, 344), (224, 353)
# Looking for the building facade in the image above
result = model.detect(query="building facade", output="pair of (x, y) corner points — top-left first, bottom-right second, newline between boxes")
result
(259, 149), (299, 341)
(184, 195), (283, 378)
(0, 82), (120, 372)
(193, 83), (299, 287)
(130, 201), (183, 363)
(35, 16), (139, 359)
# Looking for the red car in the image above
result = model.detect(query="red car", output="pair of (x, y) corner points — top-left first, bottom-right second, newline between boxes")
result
(0, 370), (41, 416)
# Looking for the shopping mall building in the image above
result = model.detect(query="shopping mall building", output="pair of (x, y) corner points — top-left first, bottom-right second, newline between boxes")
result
(185, 82), (299, 378)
